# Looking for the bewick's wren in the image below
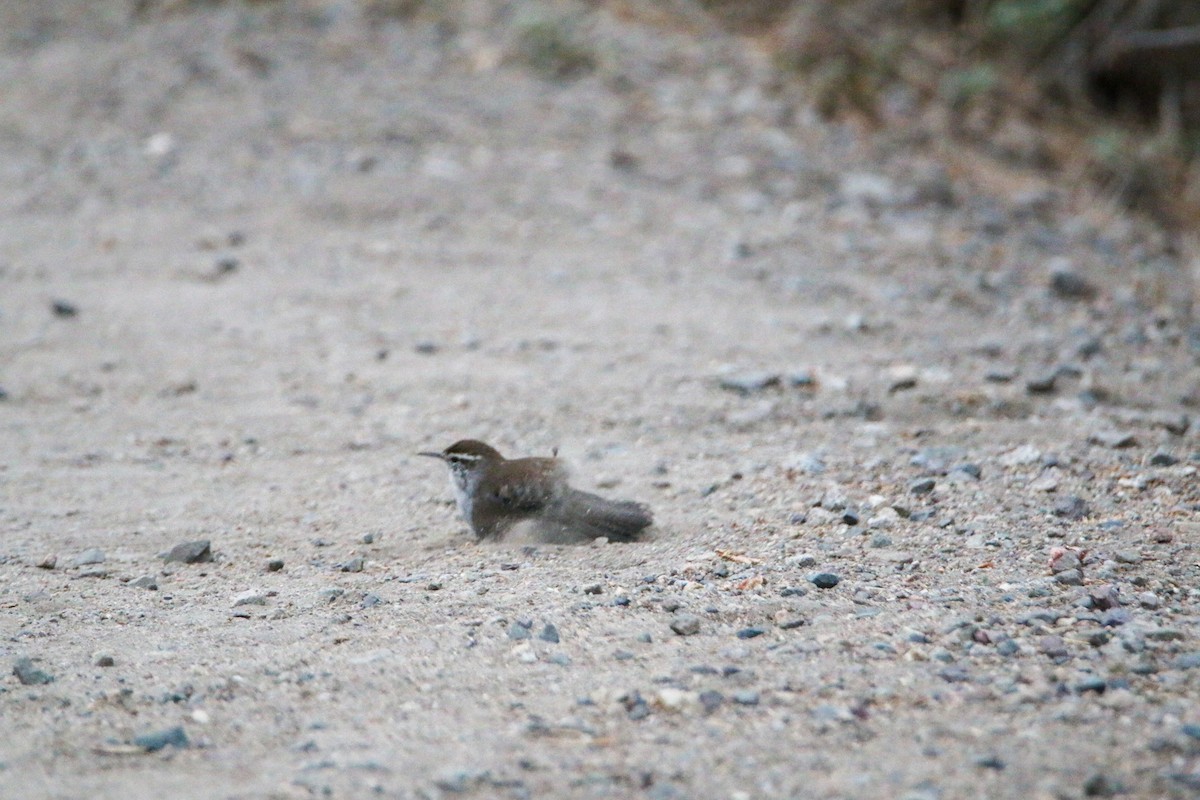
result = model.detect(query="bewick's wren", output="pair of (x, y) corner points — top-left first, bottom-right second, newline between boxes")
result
(419, 439), (653, 544)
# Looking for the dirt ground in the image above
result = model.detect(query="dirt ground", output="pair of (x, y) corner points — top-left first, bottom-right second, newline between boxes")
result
(3, 2), (1200, 799)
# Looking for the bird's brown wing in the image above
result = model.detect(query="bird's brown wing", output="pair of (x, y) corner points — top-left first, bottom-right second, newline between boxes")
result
(489, 457), (566, 512)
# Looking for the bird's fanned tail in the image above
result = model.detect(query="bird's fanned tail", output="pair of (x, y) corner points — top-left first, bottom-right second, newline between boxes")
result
(535, 489), (653, 543)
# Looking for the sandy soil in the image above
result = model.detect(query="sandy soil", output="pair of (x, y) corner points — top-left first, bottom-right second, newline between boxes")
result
(2, 2), (1199, 798)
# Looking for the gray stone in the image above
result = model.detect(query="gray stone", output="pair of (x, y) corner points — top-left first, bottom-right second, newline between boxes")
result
(731, 690), (760, 706)
(953, 463), (983, 479)
(909, 478), (936, 495)
(1054, 569), (1083, 586)
(1026, 371), (1058, 394)
(1053, 496), (1089, 520)
(911, 446), (966, 472)
(267, 559), (284, 572)
(736, 627), (766, 640)
(94, 653), (115, 667)
(1048, 269), (1096, 301)
(719, 372), (780, 394)
(1039, 636), (1069, 659)
(67, 548), (105, 568)
(670, 614), (702, 636)
(507, 621), (532, 641)
(162, 540), (212, 564)
(133, 726), (189, 752)
(698, 690), (724, 714)
(809, 572), (840, 589)
(1149, 451), (1179, 466)
(339, 557), (365, 573)
(1088, 430), (1137, 449)
(1171, 652), (1200, 670)
(131, 575), (158, 590)
(1082, 773), (1123, 797)
(539, 623), (560, 643)
(938, 665), (970, 682)
(1146, 628), (1185, 642)
(233, 589), (268, 607)
(13, 658), (54, 685)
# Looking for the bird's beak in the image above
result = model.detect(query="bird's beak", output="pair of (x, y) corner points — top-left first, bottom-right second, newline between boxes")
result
(417, 451), (445, 460)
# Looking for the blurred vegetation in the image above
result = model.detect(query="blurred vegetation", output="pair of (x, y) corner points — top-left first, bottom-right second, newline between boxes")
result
(702, 0), (1200, 228)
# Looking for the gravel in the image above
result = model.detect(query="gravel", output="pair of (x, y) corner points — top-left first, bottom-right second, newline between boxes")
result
(2, 4), (1197, 799)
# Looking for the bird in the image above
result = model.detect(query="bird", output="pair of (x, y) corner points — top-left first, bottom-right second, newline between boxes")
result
(418, 439), (653, 544)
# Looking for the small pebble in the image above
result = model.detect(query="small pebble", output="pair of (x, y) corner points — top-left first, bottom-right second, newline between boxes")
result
(1026, 371), (1058, 394)
(67, 548), (105, 568)
(539, 623), (560, 643)
(670, 614), (702, 636)
(938, 665), (970, 683)
(731, 690), (760, 706)
(1054, 569), (1083, 586)
(37, 554), (57, 570)
(974, 754), (1006, 770)
(1082, 773), (1123, 797)
(809, 572), (840, 589)
(909, 478), (936, 495)
(339, 557), (365, 573)
(1053, 496), (1089, 520)
(13, 658), (54, 685)
(1172, 652), (1200, 670)
(95, 654), (115, 667)
(162, 540), (212, 564)
(582, 583), (603, 595)
(233, 589), (268, 607)
(1039, 635), (1069, 659)
(131, 575), (158, 590)
(266, 559), (284, 572)
(1149, 451), (1179, 466)
(736, 627), (766, 640)
(1048, 269), (1096, 301)
(133, 726), (189, 752)
(719, 372), (781, 394)
(51, 300), (79, 317)
(1088, 430), (1137, 449)
(698, 690), (724, 714)
(507, 621), (532, 641)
